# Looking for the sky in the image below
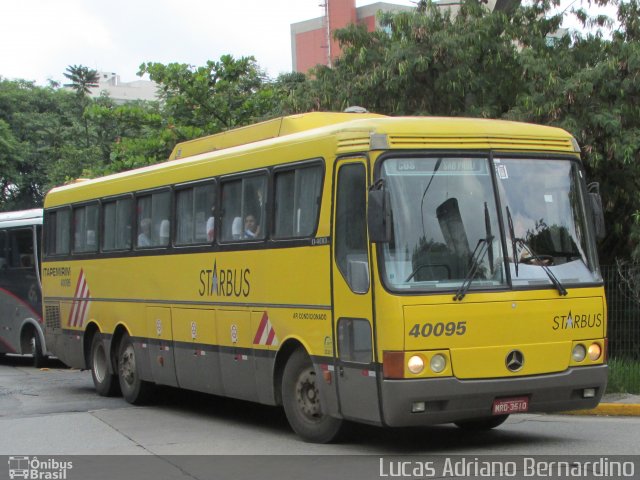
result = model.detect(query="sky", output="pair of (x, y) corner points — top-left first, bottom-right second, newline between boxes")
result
(0, 0), (617, 87)
(0, 0), (417, 86)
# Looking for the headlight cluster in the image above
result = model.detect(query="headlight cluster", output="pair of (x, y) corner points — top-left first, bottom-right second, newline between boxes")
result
(407, 353), (447, 375)
(383, 351), (450, 379)
(572, 342), (602, 362)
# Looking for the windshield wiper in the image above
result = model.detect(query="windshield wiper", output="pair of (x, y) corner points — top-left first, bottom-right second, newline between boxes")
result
(453, 237), (492, 301)
(515, 240), (568, 296)
(505, 207), (567, 296)
(453, 203), (495, 301)
(484, 202), (494, 275)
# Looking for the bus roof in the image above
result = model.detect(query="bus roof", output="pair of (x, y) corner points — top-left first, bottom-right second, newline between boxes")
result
(0, 208), (43, 228)
(169, 111), (386, 160)
(44, 113), (579, 207)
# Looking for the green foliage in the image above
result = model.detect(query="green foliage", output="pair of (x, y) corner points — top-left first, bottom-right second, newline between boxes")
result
(63, 65), (100, 96)
(0, 55), (283, 209)
(0, 79), (77, 208)
(606, 357), (640, 394)
(138, 55), (278, 134)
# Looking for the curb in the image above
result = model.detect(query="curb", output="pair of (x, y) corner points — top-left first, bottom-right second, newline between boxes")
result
(561, 403), (640, 416)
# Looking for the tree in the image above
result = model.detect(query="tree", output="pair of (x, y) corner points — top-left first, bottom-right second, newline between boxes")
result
(63, 65), (100, 96)
(139, 55), (280, 137)
(0, 119), (19, 209)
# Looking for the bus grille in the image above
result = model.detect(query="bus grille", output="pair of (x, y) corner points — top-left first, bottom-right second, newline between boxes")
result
(45, 304), (61, 329)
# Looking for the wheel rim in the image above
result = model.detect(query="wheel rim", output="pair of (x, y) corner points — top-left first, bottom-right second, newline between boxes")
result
(119, 343), (136, 387)
(295, 368), (322, 422)
(93, 343), (108, 384)
(30, 335), (37, 356)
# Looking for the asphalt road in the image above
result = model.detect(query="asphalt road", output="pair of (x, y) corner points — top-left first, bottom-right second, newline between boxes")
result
(1, 355), (638, 456)
(0, 356), (640, 480)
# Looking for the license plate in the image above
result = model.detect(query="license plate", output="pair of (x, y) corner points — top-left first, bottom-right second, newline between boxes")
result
(492, 396), (529, 415)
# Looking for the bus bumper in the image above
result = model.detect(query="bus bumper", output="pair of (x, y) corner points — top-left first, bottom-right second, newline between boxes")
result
(380, 365), (608, 427)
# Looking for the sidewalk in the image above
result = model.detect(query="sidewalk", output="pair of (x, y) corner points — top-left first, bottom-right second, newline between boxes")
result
(563, 393), (640, 416)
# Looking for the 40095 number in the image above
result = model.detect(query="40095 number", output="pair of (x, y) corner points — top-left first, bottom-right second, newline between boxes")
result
(408, 321), (467, 338)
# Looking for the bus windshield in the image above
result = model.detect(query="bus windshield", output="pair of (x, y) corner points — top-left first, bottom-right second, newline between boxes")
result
(495, 158), (601, 288)
(379, 156), (600, 293)
(380, 157), (507, 292)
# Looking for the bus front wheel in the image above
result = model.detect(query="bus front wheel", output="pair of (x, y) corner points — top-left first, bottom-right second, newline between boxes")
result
(90, 334), (120, 397)
(27, 327), (44, 368)
(117, 333), (152, 404)
(281, 349), (343, 443)
(454, 415), (509, 430)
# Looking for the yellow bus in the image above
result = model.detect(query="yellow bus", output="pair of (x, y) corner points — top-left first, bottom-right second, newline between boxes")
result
(42, 112), (607, 442)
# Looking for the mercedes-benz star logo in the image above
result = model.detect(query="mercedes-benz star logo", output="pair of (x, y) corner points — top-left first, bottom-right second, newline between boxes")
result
(505, 350), (525, 372)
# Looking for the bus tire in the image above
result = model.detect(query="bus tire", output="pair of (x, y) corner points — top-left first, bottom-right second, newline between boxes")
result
(90, 334), (120, 397)
(117, 333), (152, 404)
(281, 349), (343, 443)
(454, 415), (509, 430)
(29, 328), (44, 368)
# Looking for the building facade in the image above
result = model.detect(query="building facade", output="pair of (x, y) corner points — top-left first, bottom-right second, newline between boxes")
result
(290, 0), (512, 73)
(291, 1), (414, 73)
(86, 72), (159, 104)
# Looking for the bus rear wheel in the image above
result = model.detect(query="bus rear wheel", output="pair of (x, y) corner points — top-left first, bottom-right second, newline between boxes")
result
(90, 334), (120, 397)
(281, 349), (343, 443)
(117, 333), (152, 404)
(454, 415), (509, 430)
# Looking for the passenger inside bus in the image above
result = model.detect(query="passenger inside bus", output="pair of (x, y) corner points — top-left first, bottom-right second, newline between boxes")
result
(243, 214), (259, 239)
(137, 218), (151, 247)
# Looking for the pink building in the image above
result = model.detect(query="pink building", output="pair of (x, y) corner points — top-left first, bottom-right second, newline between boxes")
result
(290, 1), (413, 73)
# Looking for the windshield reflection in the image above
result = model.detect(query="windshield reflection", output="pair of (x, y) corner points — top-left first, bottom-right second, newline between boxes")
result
(380, 157), (506, 292)
(378, 156), (601, 294)
(496, 158), (601, 287)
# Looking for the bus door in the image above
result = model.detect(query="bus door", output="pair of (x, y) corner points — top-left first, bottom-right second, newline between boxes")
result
(331, 158), (380, 423)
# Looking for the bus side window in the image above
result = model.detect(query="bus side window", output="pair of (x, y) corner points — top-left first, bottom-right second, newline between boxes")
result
(176, 183), (215, 245)
(46, 209), (71, 256)
(136, 191), (170, 248)
(221, 180), (242, 242)
(103, 197), (133, 251)
(220, 175), (267, 242)
(274, 164), (322, 239)
(335, 163), (369, 293)
(72, 203), (99, 254)
(8, 229), (35, 269)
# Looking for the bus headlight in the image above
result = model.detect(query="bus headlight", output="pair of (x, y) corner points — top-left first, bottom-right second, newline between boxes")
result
(588, 343), (602, 361)
(572, 344), (586, 362)
(407, 355), (425, 374)
(430, 354), (447, 373)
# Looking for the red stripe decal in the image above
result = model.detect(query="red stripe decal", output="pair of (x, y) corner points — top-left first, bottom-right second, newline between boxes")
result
(266, 327), (276, 346)
(253, 311), (268, 344)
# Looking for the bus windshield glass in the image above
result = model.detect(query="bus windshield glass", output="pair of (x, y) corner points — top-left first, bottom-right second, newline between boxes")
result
(495, 158), (601, 287)
(380, 157), (507, 292)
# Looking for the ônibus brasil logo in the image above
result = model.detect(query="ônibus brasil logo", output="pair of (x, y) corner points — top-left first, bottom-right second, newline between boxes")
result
(8, 456), (73, 480)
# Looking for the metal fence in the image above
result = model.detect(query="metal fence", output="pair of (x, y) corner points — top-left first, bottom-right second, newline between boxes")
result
(602, 263), (640, 360)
